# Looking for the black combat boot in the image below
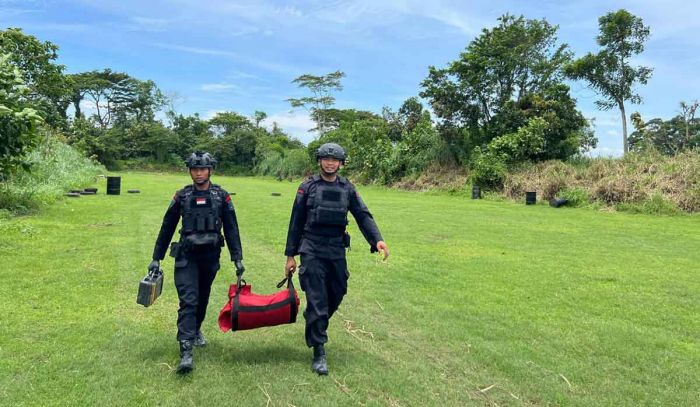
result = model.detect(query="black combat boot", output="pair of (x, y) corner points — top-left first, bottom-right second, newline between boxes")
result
(193, 330), (207, 347)
(311, 345), (328, 375)
(177, 340), (194, 374)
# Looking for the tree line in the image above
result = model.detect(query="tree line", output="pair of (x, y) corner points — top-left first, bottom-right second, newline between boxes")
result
(1, 9), (698, 188)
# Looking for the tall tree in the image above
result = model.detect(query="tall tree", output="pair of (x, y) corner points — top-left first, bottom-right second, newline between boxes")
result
(0, 54), (44, 176)
(0, 28), (71, 128)
(253, 110), (267, 128)
(383, 97), (427, 142)
(287, 70), (345, 134)
(420, 14), (582, 163)
(679, 100), (699, 148)
(565, 9), (653, 154)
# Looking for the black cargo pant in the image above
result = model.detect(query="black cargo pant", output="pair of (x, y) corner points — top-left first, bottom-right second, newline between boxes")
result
(298, 254), (349, 347)
(174, 246), (221, 341)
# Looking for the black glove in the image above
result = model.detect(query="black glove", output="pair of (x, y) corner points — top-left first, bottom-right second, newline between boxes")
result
(234, 260), (245, 276)
(148, 260), (160, 273)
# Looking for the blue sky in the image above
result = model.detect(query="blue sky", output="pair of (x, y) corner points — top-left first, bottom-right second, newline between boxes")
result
(3, 0), (699, 156)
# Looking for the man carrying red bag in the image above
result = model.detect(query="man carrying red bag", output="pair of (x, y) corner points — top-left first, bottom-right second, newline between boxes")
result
(284, 143), (389, 375)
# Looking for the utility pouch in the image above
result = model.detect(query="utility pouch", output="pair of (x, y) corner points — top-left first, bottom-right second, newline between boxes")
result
(137, 268), (164, 307)
(314, 207), (348, 226)
(343, 232), (351, 250)
(169, 242), (180, 258)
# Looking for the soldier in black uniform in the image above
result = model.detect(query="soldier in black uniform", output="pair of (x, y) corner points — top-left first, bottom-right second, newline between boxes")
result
(284, 143), (389, 375)
(148, 152), (244, 374)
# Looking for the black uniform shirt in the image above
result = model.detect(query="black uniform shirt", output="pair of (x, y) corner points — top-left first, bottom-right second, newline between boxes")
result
(152, 184), (243, 261)
(285, 176), (383, 259)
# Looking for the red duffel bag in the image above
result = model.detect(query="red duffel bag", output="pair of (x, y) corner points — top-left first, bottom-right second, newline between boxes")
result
(218, 276), (300, 332)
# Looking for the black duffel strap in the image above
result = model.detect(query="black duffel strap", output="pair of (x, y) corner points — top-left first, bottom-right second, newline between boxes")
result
(277, 277), (298, 324)
(232, 282), (242, 331)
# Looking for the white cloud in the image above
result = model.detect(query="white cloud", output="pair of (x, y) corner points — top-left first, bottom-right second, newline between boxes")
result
(262, 111), (317, 144)
(150, 42), (239, 58)
(200, 83), (238, 92)
(149, 42), (301, 74)
(127, 16), (171, 32)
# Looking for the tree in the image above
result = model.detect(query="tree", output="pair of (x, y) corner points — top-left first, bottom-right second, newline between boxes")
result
(110, 78), (166, 124)
(253, 110), (267, 128)
(70, 69), (130, 128)
(565, 9), (653, 154)
(0, 54), (44, 176)
(0, 28), (71, 128)
(680, 100), (699, 148)
(322, 108), (381, 132)
(287, 70), (345, 134)
(420, 14), (577, 163)
(208, 111), (253, 136)
(383, 97), (427, 142)
(629, 107), (700, 155)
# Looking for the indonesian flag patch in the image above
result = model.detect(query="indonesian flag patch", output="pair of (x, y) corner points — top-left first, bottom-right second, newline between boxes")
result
(196, 197), (207, 205)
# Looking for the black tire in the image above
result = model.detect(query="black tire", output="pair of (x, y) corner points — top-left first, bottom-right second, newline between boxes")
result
(127, 189), (141, 193)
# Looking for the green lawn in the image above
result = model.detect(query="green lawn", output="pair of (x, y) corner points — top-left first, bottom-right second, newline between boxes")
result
(1, 172), (698, 406)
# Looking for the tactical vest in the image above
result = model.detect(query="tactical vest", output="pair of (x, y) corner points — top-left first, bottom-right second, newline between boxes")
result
(306, 176), (350, 229)
(178, 185), (223, 247)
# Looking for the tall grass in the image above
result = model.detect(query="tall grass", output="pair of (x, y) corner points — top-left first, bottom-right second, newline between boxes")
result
(255, 149), (311, 179)
(502, 150), (700, 213)
(0, 135), (105, 215)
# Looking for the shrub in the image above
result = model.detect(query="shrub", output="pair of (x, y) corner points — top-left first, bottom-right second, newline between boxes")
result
(469, 148), (508, 189)
(0, 135), (104, 214)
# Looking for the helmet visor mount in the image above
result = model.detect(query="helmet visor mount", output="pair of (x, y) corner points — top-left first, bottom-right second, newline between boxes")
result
(186, 152), (216, 169)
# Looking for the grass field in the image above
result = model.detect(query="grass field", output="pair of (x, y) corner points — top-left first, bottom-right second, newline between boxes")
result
(1, 172), (698, 406)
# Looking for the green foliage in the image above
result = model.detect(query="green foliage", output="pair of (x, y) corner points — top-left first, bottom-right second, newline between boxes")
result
(383, 97), (426, 142)
(0, 28), (71, 128)
(387, 112), (442, 178)
(629, 102), (700, 155)
(420, 14), (588, 164)
(558, 186), (592, 207)
(502, 150), (700, 212)
(287, 70), (345, 134)
(255, 149), (311, 179)
(168, 112), (211, 158)
(0, 54), (44, 177)
(0, 135), (104, 213)
(469, 147), (508, 189)
(616, 192), (679, 215)
(565, 9), (652, 153)
(488, 117), (547, 162)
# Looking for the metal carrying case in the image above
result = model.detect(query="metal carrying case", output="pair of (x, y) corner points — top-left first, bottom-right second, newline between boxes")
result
(137, 268), (164, 307)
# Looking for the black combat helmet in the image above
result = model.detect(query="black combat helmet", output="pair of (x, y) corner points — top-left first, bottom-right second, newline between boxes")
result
(185, 152), (217, 169)
(316, 143), (346, 163)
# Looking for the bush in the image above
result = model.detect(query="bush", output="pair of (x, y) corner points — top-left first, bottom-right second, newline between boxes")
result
(255, 149), (311, 179)
(501, 150), (700, 212)
(469, 148), (508, 189)
(617, 193), (679, 215)
(558, 187), (591, 207)
(0, 135), (104, 214)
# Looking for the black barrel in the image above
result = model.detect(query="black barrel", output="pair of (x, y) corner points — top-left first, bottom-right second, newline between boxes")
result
(471, 186), (481, 199)
(525, 191), (536, 205)
(107, 176), (121, 195)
